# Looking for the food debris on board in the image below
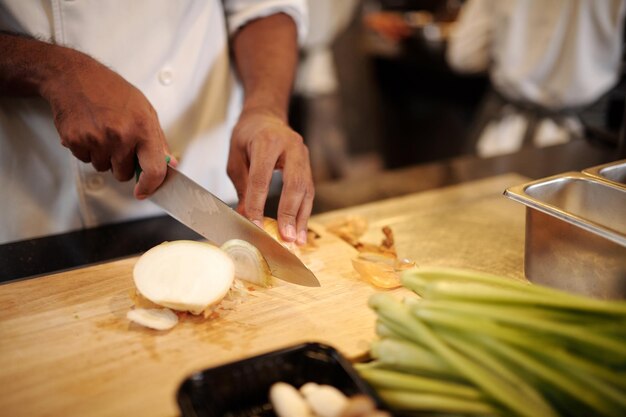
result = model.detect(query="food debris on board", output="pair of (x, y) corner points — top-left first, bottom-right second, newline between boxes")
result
(270, 381), (390, 417)
(325, 216), (416, 289)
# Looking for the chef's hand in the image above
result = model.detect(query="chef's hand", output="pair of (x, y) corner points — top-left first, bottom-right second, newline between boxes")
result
(228, 108), (314, 245)
(40, 48), (173, 199)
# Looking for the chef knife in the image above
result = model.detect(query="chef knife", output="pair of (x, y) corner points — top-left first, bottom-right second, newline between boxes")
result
(144, 164), (320, 287)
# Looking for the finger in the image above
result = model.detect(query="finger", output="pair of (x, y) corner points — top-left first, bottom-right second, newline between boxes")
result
(276, 180), (302, 243)
(227, 153), (249, 204)
(226, 148), (251, 217)
(111, 147), (136, 182)
(59, 132), (92, 163)
(159, 129), (178, 167)
(295, 187), (314, 245)
(276, 155), (312, 243)
(134, 136), (167, 199)
(69, 146), (91, 163)
(167, 154), (179, 168)
(235, 200), (247, 217)
(244, 145), (279, 228)
(90, 151), (112, 172)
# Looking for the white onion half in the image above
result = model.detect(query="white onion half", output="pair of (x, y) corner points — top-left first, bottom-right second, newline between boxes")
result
(133, 240), (235, 315)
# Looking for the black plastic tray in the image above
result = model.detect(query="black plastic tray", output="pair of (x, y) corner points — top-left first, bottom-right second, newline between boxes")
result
(177, 342), (385, 417)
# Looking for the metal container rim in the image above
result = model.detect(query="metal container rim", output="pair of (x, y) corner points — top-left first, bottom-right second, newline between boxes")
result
(582, 158), (626, 188)
(503, 172), (626, 247)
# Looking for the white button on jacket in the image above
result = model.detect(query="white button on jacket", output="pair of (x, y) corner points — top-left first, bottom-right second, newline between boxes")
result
(158, 68), (174, 86)
(0, 0), (307, 244)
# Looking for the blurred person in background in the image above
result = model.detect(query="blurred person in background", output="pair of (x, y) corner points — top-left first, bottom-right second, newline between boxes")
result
(447, 0), (626, 157)
(293, 0), (360, 182)
(0, 0), (314, 245)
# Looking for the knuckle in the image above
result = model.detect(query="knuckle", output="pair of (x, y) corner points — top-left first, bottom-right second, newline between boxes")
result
(249, 176), (270, 192)
(278, 210), (297, 222)
(306, 185), (315, 200)
(59, 135), (72, 149)
(141, 165), (163, 179)
(83, 131), (101, 148)
(257, 132), (279, 148)
(283, 177), (309, 194)
(245, 205), (264, 220)
(54, 109), (68, 125)
(59, 128), (81, 148)
(291, 132), (304, 144)
(132, 115), (148, 131)
(133, 112), (158, 134)
(105, 126), (123, 143)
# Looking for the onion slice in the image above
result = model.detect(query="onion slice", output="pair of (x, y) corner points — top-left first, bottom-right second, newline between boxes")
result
(220, 239), (274, 287)
(126, 308), (179, 331)
(263, 217), (299, 254)
(133, 240), (234, 315)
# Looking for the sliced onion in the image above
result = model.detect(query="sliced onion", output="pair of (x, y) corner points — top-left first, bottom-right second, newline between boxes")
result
(220, 239), (274, 287)
(133, 240), (234, 315)
(126, 308), (179, 330)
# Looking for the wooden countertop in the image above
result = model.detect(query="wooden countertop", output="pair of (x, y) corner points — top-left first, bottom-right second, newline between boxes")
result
(0, 173), (528, 417)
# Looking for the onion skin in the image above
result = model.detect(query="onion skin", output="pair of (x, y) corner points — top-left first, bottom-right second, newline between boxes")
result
(263, 217), (299, 254)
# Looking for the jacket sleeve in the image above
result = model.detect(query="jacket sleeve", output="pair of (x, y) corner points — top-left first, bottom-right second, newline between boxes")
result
(223, 0), (308, 43)
(446, 0), (492, 74)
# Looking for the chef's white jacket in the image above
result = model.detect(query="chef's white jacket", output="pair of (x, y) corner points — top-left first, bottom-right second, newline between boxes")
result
(446, 0), (625, 157)
(447, 0), (625, 109)
(0, 0), (307, 244)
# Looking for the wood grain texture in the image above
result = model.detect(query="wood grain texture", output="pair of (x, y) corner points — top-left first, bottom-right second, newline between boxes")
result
(0, 173), (528, 417)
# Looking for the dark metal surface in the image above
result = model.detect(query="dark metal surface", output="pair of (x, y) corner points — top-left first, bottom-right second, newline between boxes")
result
(0, 215), (202, 284)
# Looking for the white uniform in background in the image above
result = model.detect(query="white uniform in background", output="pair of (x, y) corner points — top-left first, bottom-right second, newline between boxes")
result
(294, 0), (360, 181)
(0, 0), (307, 244)
(446, 0), (625, 157)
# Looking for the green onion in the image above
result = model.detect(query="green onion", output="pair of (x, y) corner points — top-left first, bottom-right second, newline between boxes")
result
(369, 293), (557, 417)
(369, 337), (457, 379)
(377, 390), (501, 415)
(356, 365), (482, 400)
(357, 267), (626, 417)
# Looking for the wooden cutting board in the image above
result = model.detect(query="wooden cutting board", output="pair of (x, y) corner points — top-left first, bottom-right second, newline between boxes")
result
(0, 174), (528, 417)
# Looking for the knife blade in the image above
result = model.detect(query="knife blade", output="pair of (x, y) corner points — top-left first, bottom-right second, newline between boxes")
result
(147, 165), (320, 287)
